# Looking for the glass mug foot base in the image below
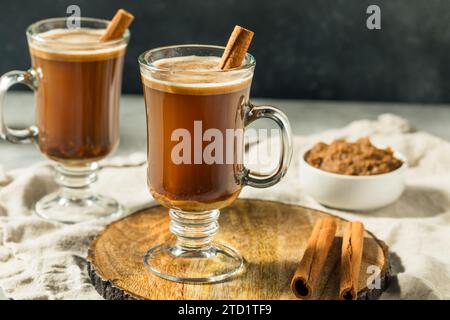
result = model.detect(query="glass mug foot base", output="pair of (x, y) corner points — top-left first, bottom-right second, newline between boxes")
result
(144, 242), (244, 283)
(35, 191), (123, 224)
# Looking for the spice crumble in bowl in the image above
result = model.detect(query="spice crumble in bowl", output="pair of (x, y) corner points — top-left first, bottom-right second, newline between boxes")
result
(300, 137), (407, 211)
(305, 137), (403, 176)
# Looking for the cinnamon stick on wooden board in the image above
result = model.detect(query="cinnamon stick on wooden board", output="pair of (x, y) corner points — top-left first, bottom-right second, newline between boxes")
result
(339, 221), (365, 300)
(219, 25), (254, 69)
(100, 9), (134, 41)
(290, 217), (337, 299)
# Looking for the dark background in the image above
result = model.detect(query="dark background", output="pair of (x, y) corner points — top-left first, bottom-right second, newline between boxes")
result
(1, 0), (450, 103)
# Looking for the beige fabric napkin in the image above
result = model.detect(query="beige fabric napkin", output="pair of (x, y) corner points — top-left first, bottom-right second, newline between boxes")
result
(0, 153), (152, 299)
(1, 114), (450, 299)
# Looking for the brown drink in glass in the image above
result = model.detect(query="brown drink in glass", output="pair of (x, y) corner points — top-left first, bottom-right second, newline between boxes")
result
(0, 18), (130, 223)
(142, 56), (252, 212)
(139, 45), (293, 283)
(30, 28), (125, 164)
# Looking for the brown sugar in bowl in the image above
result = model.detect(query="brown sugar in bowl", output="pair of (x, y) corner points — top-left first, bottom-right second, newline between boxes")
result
(299, 138), (407, 211)
(305, 137), (403, 176)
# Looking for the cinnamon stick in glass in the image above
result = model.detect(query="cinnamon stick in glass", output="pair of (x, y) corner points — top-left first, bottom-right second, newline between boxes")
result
(339, 221), (365, 300)
(100, 9), (134, 41)
(290, 217), (337, 299)
(219, 25), (254, 69)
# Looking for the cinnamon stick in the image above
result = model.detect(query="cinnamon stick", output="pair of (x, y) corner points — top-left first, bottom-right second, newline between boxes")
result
(219, 25), (254, 69)
(290, 218), (337, 299)
(339, 221), (365, 300)
(100, 9), (134, 42)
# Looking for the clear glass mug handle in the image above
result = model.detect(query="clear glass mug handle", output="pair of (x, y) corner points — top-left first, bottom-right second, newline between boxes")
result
(0, 69), (39, 143)
(243, 103), (293, 188)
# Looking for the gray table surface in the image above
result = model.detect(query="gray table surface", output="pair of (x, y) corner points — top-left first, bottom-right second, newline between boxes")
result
(0, 93), (449, 299)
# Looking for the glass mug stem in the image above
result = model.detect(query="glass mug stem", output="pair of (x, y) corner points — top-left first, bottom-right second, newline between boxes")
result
(169, 209), (219, 251)
(145, 208), (244, 283)
(35, 162), (122, 224)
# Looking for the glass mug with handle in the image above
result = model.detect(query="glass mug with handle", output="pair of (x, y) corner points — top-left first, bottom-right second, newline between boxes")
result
(0, 18), (130, 223)
(139, 45), (293, 283)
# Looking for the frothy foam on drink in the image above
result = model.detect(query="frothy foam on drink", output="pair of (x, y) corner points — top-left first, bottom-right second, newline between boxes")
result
(141, 56), (253, 95)
(38, 28), (104, 43)
(29, 28), (127, 60)
(154, 56), (222, 72)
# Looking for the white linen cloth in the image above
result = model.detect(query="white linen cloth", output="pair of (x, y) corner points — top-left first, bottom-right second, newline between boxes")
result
(0, 114), (449, 299)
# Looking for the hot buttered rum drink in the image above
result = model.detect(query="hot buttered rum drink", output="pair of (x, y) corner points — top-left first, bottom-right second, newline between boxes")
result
(142, 56), (253, 211)
(29, 28), (126, 164)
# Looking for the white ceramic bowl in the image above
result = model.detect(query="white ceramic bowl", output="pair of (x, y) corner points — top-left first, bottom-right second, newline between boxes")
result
(299, 149), (407, 211)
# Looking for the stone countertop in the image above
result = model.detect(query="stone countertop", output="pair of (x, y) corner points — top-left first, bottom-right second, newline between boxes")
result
(1, 92), (449, 171)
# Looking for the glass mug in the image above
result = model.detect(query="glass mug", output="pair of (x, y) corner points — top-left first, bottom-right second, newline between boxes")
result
(139, 45), (293, 283)
(0, 18), (130, 223)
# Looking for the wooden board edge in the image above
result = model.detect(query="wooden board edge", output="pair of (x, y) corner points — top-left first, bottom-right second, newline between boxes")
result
(87, 260), (140, 300)
(87, 224), (145, 300)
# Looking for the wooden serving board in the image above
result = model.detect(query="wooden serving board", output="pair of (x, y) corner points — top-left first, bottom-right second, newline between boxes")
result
(87, 199), (390, 300)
